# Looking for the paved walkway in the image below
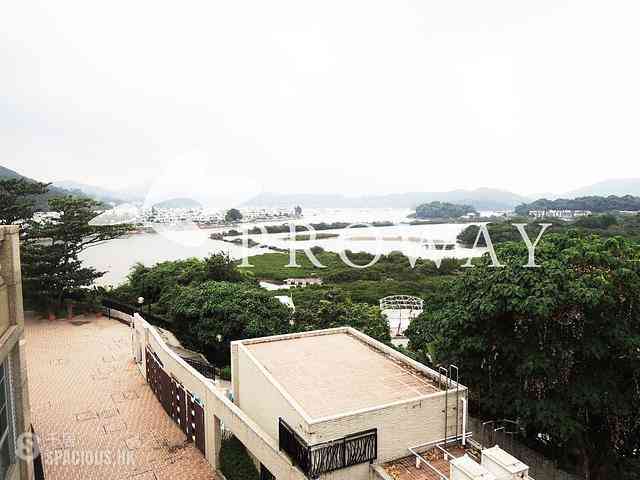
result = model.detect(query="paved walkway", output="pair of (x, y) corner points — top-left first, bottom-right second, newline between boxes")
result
(25, 313), (217, 480)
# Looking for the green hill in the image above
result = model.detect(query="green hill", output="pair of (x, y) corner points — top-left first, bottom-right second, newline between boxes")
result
(414, 201), (478, 219)
(0, 165), (84, 210)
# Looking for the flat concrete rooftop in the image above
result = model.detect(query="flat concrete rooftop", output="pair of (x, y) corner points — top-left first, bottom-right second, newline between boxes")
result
(244, 330), (441, 420)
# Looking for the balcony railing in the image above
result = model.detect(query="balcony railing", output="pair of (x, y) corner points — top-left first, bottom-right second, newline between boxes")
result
(278, 418), (377, 478)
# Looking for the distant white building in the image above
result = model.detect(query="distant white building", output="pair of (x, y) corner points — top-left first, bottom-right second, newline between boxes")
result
(284, 277), (323, 288)
(529, 209), (591, 219)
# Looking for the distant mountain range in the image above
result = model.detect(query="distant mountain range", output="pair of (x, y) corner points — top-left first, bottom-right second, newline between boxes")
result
(243, 188), (530, 211)
(3, 165), (640, 212)
(51, 180), (144, 204)
(244, 180), (640, 210)
(564, 178), (640, 198)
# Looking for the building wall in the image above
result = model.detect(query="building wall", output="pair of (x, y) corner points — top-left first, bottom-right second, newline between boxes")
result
(232, 343), (308, 441)
(0, 226), (33, 480)
(308, 390), (466, 464)
(234, 328), (467, 478)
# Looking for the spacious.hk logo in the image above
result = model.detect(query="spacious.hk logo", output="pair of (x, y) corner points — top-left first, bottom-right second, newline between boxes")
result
(16, 432), (38, 462)
(16, 432), (134, 466)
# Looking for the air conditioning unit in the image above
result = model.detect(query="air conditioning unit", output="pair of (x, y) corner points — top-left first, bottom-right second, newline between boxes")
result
(481, 445), (529, 480)
(450, 454), (497, 480)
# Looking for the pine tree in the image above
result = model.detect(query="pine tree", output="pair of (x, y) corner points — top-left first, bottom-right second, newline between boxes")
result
(22, 197), (131, 311)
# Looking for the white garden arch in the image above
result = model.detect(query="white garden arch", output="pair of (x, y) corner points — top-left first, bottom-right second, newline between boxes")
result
(379, 295), (424, 337)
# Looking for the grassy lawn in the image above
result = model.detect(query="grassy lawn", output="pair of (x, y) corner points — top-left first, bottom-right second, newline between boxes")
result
(240, 251), (348, 281)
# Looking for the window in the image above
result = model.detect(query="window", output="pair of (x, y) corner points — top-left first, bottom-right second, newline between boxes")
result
(0, 360), (15, 479)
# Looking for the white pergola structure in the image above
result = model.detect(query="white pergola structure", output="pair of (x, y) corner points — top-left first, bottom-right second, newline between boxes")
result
(379, 295), (424, 338)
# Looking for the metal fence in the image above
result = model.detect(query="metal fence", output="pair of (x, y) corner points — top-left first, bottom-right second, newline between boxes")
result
(146, 347), (206, 454)
(468, 417), (583, 480)
(278, 418), (377, 478)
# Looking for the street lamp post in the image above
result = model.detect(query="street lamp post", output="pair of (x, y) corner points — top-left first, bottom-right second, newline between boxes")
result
(137, 296), (144, 316)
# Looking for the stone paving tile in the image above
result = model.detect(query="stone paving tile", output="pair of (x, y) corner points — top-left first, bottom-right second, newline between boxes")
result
(25, 313), (217, 480)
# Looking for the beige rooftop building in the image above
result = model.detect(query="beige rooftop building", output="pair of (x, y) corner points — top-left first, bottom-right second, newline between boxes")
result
(231, 328), (468, 479)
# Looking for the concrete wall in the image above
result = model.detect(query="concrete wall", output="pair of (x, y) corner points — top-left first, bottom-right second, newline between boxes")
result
(308, 391), (465, 464)
(234, 343), (308, 441)
(132, 314), (308, 480)
(0, 226), (33, 480)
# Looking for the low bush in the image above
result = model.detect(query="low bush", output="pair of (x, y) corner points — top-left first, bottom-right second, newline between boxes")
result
(220, 436), (259, 480)
(219, 366), (232, 381)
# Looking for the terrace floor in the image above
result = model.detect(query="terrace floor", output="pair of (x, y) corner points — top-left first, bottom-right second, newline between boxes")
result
(24, 312), (217, 480)
(382, 446), (467, 480)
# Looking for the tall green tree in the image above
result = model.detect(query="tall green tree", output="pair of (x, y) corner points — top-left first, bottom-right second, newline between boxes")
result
(115, 252), (248, 307)
(161, 281), (292, 365)
(22, 197), (131, 311)
(407, 233), (640, 479)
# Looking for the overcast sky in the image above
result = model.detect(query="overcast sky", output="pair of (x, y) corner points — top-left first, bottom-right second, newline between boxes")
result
(2, 1), (640, 197)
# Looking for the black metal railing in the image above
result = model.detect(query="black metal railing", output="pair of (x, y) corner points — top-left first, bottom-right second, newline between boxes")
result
(102, 297), (136, 315)
(343, 428), (378, 468)
(182, 357), (216, 380)
(279, 418), (311, 474)
(102, 297), (171, 328)
(278, 418), (377, 478)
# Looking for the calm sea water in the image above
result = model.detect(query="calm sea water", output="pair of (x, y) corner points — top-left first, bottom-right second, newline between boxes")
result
(80, 208), (486, 286)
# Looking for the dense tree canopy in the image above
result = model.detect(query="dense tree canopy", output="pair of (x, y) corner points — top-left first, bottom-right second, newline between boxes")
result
(456, 219), (562, 247)
(457, 215), (640, 248)
(159, 281), (292, 365)
(414, 201), (477, 219)
(514, 195), (640, 216)
(290, 288), (390, 343)
(406, 233), (640, 479)
(122, 252), (246, 306)
(111, 252), (395, 364)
